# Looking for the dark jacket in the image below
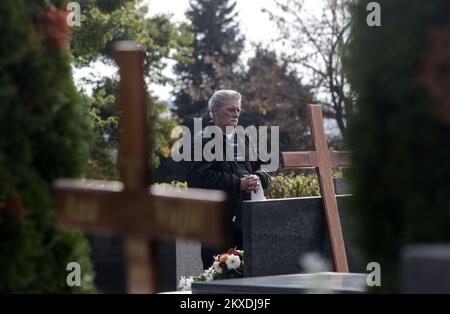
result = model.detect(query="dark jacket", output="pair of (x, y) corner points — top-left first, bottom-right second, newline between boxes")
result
(186, 123), (272, 224)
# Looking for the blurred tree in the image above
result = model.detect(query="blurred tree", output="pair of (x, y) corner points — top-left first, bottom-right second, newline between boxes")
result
(83, 77), (179, 179)
(71, 0), (191, 84)
(239, 46), (316, 151)
(83, 78), (119, 180)
(172, 0), (245, 128)
(0, 0), (95, 292)
(264, 0), (354, 139)
(69, 0), (186, 178)
(344, 0), (450, 292)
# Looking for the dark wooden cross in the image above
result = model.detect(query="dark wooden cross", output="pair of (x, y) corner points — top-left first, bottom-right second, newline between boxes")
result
(281, 104), (351, 272)
(53, 41), (230, 293)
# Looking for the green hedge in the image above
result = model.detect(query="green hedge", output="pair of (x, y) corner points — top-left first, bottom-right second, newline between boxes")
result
(266, 173), (320, 199)
(154, 181), (188, 188)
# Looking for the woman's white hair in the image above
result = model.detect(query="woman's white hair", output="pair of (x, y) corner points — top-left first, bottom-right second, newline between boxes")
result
(208, 90), (242, 119)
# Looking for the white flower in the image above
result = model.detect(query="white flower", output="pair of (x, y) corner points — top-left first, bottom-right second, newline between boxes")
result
(185, 277), (194, 288)
(177, 276), (187, 290)
(299, 252), (330, 273)
(225, 254), (241, 270)
(204, 266), (216, 281)
(298, 253), (334, 294)
(212, 261), (223, 274)
(177, 276), (194, 291)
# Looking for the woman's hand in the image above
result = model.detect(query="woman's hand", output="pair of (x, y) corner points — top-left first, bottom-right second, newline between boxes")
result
(240, 175), (260, 192)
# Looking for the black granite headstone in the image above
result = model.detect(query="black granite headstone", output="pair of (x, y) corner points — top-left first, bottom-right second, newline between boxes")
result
(86, 234), (127, 294)
(242, 195), (365, 277)
(333, 177), (351, 195)
(402, 245), (450, 293)
(87, 235), (193, 293)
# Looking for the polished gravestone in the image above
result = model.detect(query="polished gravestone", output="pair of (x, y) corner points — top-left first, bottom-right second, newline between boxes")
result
(242, 194), (365, 277)
(175, 240), (203, 285)
(402, 245), (450, 293)
(87, 236), (203, 292)
(191, 272), (367, 294)
(333, 177), (350, 195)
(86, 234), (127, 294)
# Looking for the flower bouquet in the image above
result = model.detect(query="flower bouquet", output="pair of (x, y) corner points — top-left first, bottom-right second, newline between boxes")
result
(178, 248), (244, 291)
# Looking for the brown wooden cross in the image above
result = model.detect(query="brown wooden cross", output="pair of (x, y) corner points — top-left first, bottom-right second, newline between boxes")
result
(53, 41), (230, 293)
(281, 104), (351, 272)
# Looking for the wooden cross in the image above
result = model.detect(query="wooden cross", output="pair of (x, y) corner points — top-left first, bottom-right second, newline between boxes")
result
(53, 41), (230, 293)
(281, 104), (351, 272)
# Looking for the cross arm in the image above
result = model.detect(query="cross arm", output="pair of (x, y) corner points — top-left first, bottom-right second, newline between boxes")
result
(282, 151), (351, 169)
(54, 179), (230, 247)
(282, 151), (318, 169)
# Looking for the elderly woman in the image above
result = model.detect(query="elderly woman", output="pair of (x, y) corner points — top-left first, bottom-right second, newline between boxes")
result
(187, 90), (272, 269)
